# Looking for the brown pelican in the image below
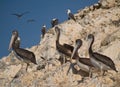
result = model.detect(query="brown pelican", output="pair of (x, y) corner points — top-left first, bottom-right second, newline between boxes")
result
(8, 30), (37, 71)
(51, 18), (59, 27)
(41, 25), (46, 39)
(70, 39), (95, 77)
(67, 9), (76, 22)
(55, 26), (75, 63)
(12, 11), (30, 19)
(87, 34), (118, 75)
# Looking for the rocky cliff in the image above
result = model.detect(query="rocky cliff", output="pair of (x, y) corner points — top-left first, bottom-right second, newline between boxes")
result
(0, 0), (120, 87)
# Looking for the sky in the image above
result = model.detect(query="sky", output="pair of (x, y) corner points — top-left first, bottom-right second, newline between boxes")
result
(0, 0), (98, 58)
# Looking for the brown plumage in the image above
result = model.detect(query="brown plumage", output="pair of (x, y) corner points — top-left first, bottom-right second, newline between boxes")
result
(70, 39), (94, 77)
(55, 26), (76, 57)
(87, 34), (118, 74)
(55, 26), (77, 64)
(8, 30), (37, 71)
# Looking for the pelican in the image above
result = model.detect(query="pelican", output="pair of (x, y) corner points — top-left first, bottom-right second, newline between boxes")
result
(70, 39), (95, 77)
(55, 26), (75, 63)
(87, 34), (118, 75)
(8, 30), (37, 71)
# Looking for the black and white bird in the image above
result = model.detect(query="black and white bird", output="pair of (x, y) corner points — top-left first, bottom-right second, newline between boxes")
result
(67, 9), (76, 21)
(8, 30), (37, 71)
(51, 18), (59, 27)
(41, 25), (46, 39)
(87, 34), (118, 75)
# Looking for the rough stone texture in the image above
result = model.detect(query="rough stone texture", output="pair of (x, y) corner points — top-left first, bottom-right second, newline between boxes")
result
(0, 0), (120, 87)
(100, 0), (116, 8)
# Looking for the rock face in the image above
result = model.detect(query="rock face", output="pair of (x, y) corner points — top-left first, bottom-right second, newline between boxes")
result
(1, 0), (120, 87)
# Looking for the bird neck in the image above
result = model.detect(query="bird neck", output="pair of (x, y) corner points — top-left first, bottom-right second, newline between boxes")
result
(89, 38), (94, 55)
(56, 32), (60, 44)
(12, 41), (20, 50)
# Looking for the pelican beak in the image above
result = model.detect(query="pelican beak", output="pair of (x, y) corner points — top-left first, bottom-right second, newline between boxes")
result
(8, 34), (16, 50)
(70, 43), (78, 61)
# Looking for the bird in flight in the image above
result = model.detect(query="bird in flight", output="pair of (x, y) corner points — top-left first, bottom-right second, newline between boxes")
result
(27, 19), (36, 23)
(12, 11), (30, 19)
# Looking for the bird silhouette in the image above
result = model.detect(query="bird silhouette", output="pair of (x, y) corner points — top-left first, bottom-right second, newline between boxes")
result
(12, 11), (30, 19)
(27, 19), (36, 23)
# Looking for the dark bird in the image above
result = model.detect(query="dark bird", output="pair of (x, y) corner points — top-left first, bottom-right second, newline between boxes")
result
(41, 25), (46, 39)
(8, 30), (37, 71)
(55, 26), (75, 64)
(51, 18), (59, 27)
(70, 39), (95, 77)
(12, 11), (30, 19)
(67, 9), (76, 22)
(27, 19), (36, 23)
(87, 34), (118, 75)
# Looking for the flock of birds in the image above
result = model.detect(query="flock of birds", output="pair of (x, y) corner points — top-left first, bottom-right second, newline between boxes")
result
(9, 9), (118, 81)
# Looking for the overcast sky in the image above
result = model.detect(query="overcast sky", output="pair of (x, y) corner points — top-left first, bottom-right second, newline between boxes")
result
(0, 0), (98, 58)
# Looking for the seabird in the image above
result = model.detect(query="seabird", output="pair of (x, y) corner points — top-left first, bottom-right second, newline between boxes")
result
(67, 9), (76, 21)
(70, 39), (95, 77)
(55, 26), (75, 64)
(8, 30), (37, 71)
(51, 18), (59, 27)
(27, 19), (36, 23)
(41, 25), (46, 39)
(87, 34), (118, 75)
(12, 11), (30, 19)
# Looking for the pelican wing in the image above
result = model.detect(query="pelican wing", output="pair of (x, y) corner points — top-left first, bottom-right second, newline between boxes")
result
(56, 43), (72, 57)
(79, 58), (94, 67)
(93, 52), (116, 71)
(63, 44), (74, 52)
(15, 48), (37, 64)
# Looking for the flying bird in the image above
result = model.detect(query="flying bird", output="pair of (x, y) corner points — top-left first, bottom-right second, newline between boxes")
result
(27, 19), (36, 23)
(12, 11), (30, 19)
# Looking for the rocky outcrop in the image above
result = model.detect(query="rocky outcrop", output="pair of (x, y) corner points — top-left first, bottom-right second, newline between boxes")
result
(0, 0), (120, 87)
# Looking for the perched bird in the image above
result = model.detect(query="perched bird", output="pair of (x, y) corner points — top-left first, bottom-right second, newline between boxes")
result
(70, 39), (95, 77)
(12, 11), (30, 19)
(41, 25), (46, 39)
(87, 34), (118, 75)
(51, 18), (59, 27)
(55, 26), (75, 64)
(8, 30), (37, 71)
(67, 9), (76, 21)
